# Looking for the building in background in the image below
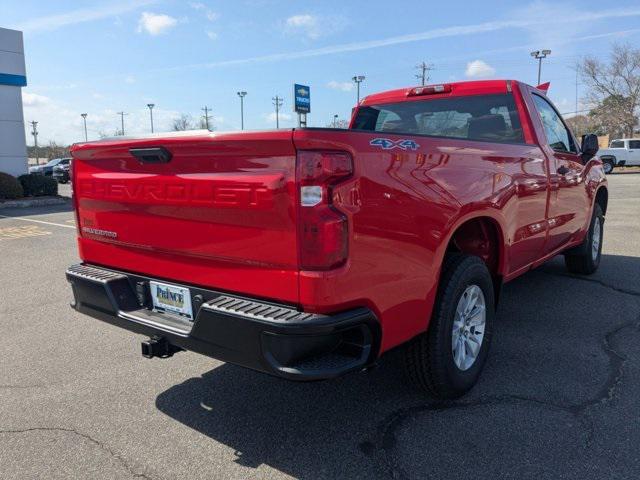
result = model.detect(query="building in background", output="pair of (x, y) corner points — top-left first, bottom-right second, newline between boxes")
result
(0, 27), (27, 177)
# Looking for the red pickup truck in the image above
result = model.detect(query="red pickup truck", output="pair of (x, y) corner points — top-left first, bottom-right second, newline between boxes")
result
(66, 80), (607, 398)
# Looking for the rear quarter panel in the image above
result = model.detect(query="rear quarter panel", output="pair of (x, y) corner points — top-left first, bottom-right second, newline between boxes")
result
(294, 129), (544, 352)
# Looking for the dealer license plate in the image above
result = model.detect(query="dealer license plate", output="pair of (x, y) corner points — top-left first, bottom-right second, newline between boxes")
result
(149, 281), (194, 320)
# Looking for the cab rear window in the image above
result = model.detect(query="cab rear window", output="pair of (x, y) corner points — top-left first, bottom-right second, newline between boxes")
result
(352, 94), (524, 144)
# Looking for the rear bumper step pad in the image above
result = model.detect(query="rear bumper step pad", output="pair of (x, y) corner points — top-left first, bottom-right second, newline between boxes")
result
(66, 263), (379, 380)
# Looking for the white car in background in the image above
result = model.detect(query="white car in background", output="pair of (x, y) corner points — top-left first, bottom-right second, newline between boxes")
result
(597, 139), (640, 173)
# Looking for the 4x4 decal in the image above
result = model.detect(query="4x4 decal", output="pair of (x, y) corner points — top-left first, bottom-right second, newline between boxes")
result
(370, 138), (420, 151)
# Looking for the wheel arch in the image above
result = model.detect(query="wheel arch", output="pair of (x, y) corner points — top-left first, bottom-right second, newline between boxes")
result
(594, 185), (608, 216)
(442, 214), (507, 305)
(599, 155), (616, 172)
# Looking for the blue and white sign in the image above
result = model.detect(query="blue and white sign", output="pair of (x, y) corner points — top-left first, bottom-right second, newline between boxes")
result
(0, 73), (27, 87)
(0, 27), (28, 177)
(293, 84), (310, 114)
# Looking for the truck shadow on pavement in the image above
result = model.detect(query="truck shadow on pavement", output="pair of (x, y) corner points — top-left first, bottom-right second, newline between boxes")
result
(155, 254), (640, 480)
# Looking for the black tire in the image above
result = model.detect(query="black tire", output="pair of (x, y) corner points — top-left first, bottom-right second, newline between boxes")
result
(404, 254), (495, 399)
(564, 204), (604, 275)
(602, 158), (614, 174)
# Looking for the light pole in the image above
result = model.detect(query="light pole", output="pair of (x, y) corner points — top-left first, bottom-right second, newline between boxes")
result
(30, 121), (39, 165)
(333, 114), (338, 128)
(237, 91), (247, 130)
(202, 106), (212, 130)
(530, 50), (551, 85)
(147, 104), (155, 133)
(415, 62), (433, 86)
(272, 95), (283, 129)
(117, 111), (127, 136)
(352, 75), (365, 104)
(80, 113), (88, 142)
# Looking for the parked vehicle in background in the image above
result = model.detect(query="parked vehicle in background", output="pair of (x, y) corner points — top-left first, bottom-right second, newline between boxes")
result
(66, 79), (607, 399)
(29, 157), (71, 176)
(53, 160), (71, 183)
(597, 138), (640, 173)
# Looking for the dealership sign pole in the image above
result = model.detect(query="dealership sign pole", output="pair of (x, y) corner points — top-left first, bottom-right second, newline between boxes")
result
(293, 84), (310, 128)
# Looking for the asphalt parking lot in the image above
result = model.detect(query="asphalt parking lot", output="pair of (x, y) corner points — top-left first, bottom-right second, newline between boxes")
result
(1, 173), (639, 480)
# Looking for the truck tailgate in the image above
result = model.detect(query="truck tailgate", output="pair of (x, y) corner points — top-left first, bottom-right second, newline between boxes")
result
(71, 130), (299, 304)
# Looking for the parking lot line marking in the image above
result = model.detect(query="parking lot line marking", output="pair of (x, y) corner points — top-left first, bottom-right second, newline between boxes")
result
(0, 214), (75, 229)
(0, 225), (52, 241)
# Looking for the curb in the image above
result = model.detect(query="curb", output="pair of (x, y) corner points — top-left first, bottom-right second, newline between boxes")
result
(0, 196), (71, 209)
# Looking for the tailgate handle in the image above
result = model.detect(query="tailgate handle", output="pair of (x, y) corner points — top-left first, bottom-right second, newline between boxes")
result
(129, 147), (172, 164)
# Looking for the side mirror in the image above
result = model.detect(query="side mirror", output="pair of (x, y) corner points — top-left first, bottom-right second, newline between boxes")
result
(581, 134), (599, 163)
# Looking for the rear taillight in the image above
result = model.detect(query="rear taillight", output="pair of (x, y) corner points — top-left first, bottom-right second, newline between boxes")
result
(297, 150), (352, 270)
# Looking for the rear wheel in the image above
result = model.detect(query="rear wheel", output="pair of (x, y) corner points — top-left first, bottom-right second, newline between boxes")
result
(564, 204), (604, 275)
(602, 159), (614, 174)
(404, 254), (494, 399)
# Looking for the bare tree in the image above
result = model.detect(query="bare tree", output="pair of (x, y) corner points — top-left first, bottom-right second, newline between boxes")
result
(97, 129), (122, 138)
(579, 44), (640, 137)
(172, 114), (196, 131)
(326, 119), (350, 129)
(45, 141), (70, 160)
(566, 114), (601, 138)
(197, 116), (210, 130)
(27, 142), (70, 160)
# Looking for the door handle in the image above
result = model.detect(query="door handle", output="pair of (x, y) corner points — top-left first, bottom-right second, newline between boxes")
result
(557, 165), (569, 175)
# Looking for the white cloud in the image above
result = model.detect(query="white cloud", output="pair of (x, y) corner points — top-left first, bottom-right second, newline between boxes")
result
(137, 12), (178, 35)
(284, 14), (343, 39)
(327, 80), (354, 92)
(22, 92), (50, 107)
(125, 76), (136, 84)
(15, 0), (156, 33)
(206, 30), (218, 40)
(189, 2), (219, 21)
(286, 14), (315, 28)
(465, 60), (496, 78)
(264, 112), (292, 123)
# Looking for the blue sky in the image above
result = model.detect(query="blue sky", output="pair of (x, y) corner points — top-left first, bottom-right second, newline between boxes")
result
(3, 0), (640, 144)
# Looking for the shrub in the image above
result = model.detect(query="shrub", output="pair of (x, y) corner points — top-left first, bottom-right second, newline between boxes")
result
(18, 174), (58, 197)
(0, 172), (24, 199)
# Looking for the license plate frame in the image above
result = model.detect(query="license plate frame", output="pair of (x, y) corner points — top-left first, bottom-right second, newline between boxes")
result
(149, 281), (194, 321)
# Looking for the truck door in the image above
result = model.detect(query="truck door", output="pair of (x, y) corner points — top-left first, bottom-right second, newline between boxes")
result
(528, 93), (590, 253)
(628, 139), (640, 166)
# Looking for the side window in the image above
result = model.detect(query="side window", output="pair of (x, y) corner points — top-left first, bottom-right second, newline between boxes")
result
(628, 140), (640, 149)
(375, 110), (403, 132)
(610, 140), (625, 148)
(532, 95), (577, 153)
